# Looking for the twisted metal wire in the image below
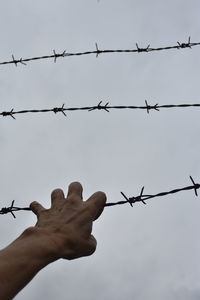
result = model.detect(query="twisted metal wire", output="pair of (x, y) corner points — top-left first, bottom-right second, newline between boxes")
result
(1, 177), (199, 217)
(106, 176), (199, 207)
(1, 101), (200, 119)
(0, 200), (31, 218)
(0, 37), (199, 67)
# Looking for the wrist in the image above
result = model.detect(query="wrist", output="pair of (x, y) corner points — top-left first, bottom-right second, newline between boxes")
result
(18, 226), (59, 265)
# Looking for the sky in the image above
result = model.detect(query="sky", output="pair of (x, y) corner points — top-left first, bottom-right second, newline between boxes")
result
(1, 0), (200, 299)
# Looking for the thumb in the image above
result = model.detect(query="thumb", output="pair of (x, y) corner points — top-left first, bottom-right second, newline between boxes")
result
(30, 201), (45, 217)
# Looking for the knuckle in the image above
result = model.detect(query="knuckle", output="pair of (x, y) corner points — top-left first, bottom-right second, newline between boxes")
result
(67, 195), (81, 205)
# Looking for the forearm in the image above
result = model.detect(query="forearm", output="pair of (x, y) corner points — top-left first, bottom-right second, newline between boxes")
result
(0, 227), (55, 300)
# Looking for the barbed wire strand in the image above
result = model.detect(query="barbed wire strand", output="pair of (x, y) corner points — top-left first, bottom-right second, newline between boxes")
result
(0, 37), (199, 67)
(0, 200), (31, 218)
(1, 177), (199, 218)
(1, 101), (200, 119)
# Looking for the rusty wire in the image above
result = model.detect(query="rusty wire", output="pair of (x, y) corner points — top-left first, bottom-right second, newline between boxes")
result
(0, 37), (199, 67)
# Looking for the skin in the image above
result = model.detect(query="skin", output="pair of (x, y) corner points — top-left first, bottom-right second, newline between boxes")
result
(0, 182), (106, 300)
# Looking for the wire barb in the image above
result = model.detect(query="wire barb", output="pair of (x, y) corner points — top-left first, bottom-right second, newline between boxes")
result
(0, 200), (16, 218)
(136, 43), (150, 52)
(52, 50), (66, 63)
(177, 36), (192, 49)
(145, 100), (159, 114)
(88, 101), (110, 112)
(95, 43), (101, 58)
(0, 200), (31, 218)
(189, 176), (199, 196)
(124, 186), (147, 206)
(53, 50), (58, 63)
(53, 104), (67, 116)
(120, 191), (133, 207)
(12, 55), (26, 66)
(2, 109), (16, 119)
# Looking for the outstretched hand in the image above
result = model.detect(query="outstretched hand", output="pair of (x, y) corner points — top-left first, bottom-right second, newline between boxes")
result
(30, 182), (106, 261)
(0, 182), (106, 299)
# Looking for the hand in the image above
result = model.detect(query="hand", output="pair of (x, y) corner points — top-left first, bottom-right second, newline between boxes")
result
(29, 182), (106, 261)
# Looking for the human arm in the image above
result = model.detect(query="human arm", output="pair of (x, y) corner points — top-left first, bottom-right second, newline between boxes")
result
(0, 182), (106, 299)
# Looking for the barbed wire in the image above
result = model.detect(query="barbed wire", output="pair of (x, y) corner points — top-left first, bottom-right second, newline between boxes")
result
(0, 37), (199, 67)
(0, 200), (31, 218)
(1, 100), (200, 119)
(107, 176), (199, 207)
(1, 177), (199, 218)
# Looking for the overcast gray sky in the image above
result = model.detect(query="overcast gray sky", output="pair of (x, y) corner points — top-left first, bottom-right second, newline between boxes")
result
(1, 0), (200, 299)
